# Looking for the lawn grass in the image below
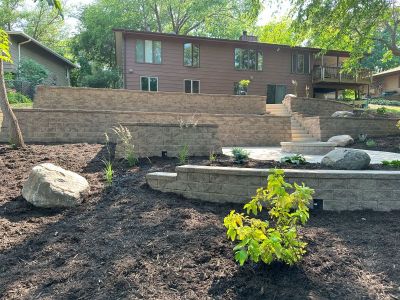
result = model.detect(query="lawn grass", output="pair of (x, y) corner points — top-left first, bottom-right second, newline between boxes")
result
(368, 104), (400, 116)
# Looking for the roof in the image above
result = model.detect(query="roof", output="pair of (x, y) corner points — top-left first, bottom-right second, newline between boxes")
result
(6, 31), (77, 68)
(373, 66), (400, 77)
(113, 29), (351, 57)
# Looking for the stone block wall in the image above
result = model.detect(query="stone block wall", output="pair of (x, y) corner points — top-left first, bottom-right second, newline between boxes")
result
(294, 113), (399, 141)
(115, 123), (221, 158)
(34, 86), (266, 115)
(0, 109), (291, 146)
(147, 165), (400, 211)
(283, 95), (354, 116)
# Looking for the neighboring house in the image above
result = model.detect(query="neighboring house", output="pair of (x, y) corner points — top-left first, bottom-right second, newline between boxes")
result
(4, 31), (77, 86)
(370, 67), (400, 100)
(114, 29), (372, 103)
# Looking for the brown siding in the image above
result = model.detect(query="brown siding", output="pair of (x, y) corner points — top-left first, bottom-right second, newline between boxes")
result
(123, 33), (314, 97)
(3, 36), (18, 73)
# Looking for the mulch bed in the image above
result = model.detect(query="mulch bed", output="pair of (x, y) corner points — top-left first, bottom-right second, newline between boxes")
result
(349, 135), (400, 154)
(1, 143), (400, 299)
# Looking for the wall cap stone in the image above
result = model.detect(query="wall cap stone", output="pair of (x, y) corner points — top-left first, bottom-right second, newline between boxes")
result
(120, 122), (218, 128)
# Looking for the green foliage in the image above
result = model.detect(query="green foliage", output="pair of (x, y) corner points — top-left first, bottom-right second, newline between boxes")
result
(382, 160), (400, 168)
(18, 59), (50, 86)
(6, 90), (32, 104)
(209, 150), (217, 163)
(232, 147), (250, 164)
(280, 154), (306, 165)
(366, 139), (377, 147)
(178, 144), (189, 165)
(80, 66), (122, 88)
(397, 120), (400, 130)
(369, 99), (400, 107)
(0, 29), (12, 62)
(224, 169), (314, 266)
(257, 17), (294, 46)
(376, 107), (387, 115)
(238, 79), (251, 87)
(102, 160), (114, 185)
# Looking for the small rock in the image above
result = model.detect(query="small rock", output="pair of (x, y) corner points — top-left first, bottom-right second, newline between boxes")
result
(331, 111), (355, 118)
(321, 149), (371, 170)
(327, 135), (354, 147)
(22, 163), (90, 208)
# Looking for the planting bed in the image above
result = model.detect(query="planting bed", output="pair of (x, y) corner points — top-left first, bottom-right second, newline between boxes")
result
(349, 135), (400, 153)
(1, 144), (400, 299)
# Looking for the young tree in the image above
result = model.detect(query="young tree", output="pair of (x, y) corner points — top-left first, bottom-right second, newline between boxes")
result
(0, 0), (62, 148)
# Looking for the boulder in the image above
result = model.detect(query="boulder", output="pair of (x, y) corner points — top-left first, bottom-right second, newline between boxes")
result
(327, 135), (354, 147)
(331, 111), (355, 118)
(321, 149), (371, 170)
(22, 163), (90, 208)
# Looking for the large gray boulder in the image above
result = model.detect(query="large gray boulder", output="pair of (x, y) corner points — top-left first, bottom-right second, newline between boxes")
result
(22, 163), (90, 208)
(321, 149), (371, 170)
(327, 135), (354, 147)
(331, 111), (355, 118)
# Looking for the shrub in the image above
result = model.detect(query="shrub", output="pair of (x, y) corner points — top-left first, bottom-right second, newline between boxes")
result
(376, 107), (387, 115)
(102, 160), (114, 185)
(18, 58), (50, 86)
(6, 90), (32, 104)
(368, 99), (400, 107)
(366, 139), (377, 147)
(382, 160), (400, 168)
(209, 150), (217, 163)
(224, 169), (314, 266)
(280, 154), (306, 165)
(178, 144), (189, 165)
(232, 147), (250, 164)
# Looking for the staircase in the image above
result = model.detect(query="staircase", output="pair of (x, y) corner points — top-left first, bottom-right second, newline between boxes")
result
(266, 104), (318, 142)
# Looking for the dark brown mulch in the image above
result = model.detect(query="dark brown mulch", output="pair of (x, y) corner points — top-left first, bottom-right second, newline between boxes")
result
(349, 135), (400, 154)
(1, 143), (399, 300)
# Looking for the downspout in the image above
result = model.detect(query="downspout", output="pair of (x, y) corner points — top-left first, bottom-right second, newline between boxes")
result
(18, 38), (32, 74)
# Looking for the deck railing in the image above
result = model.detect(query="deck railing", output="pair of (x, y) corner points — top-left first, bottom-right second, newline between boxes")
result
(312, 66), (372, 84)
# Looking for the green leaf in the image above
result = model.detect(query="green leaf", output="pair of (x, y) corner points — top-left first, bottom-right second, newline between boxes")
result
(235, 250), (248, 266)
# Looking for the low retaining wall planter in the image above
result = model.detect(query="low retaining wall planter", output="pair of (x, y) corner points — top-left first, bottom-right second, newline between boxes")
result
(146, 165), (400, 212)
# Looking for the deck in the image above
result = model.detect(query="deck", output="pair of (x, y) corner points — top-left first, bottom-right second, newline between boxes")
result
(312, 66), (372, 85)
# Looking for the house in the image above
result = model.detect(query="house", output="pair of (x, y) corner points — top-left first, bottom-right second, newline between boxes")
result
(4, 31), (77, 86)
(370, 66), (400, 100)
(113, 29), (372, 103)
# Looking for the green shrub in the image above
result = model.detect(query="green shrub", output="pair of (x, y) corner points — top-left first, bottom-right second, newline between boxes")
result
(280, 154), (306, 165)
(224, 169), (314, 266)
(209, 150), (217, 163)
(368, 99), (400, 107)
(178, 144), (189, 165)
(102, 160), (114, 185)
(18, 58), (49, 85)
(376, 107), (387, 115)
(366, 139), (377, 147)
(232, 147), (250, 164)
(6, 90), (32, 104)
(382, 160), (400, 168)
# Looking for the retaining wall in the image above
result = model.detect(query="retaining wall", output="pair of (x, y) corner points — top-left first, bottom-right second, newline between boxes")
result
(115, 123), (221, 158)
(34, 86), (266, 115)
(294, 113), (399, 141)
(0, 109), (291, 146)
(147, 165), (400, 211)
(283, 95), (354, 116)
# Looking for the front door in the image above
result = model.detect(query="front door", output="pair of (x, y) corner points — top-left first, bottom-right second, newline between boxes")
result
(266, 84), (287, 103)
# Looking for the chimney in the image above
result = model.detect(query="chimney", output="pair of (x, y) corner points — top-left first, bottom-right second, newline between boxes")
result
(239, 30), (258, 42)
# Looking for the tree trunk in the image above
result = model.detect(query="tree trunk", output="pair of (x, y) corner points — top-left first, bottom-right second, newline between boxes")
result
(0, 59), (25, 148)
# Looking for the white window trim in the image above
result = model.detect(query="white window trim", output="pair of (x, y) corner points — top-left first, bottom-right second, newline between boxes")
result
(183, 79), (200, 94)
(140, 76), (159, 92)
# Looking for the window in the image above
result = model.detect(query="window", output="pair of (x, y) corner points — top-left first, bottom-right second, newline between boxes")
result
(291, 52), (310, 74)
(136, 40), (162, 64)
(233, 82), (248, 95)
(140, 76), (158, 91)
(183, 43), (200, 67)
(184, 80), (200, 93)
(234, 48), (263, 71)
